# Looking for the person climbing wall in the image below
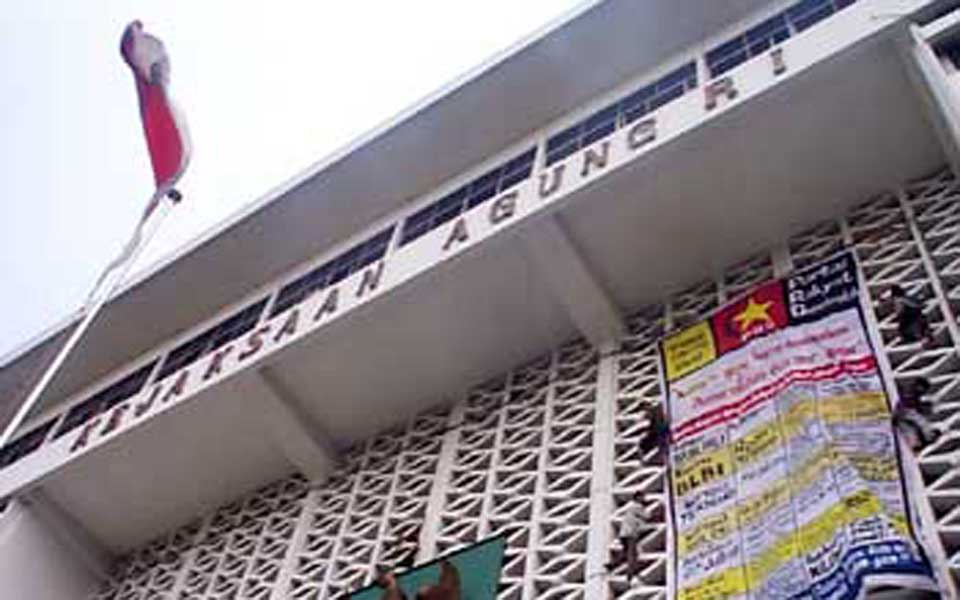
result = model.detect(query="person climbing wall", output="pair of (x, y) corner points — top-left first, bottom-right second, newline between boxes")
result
(894, 377), (941, 452)
(606, 491), (658, 584)
(638, 403), (670, 464)
(890, 285), (933, 346)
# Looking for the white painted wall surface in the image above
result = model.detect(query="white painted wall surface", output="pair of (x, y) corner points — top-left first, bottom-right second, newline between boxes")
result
(0, 500), (100, 600)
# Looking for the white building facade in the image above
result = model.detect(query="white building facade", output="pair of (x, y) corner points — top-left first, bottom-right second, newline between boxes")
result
(3, 1), (960, 598)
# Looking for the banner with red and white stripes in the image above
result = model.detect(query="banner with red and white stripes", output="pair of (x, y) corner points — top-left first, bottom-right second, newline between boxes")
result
(660, 252), (933, 599)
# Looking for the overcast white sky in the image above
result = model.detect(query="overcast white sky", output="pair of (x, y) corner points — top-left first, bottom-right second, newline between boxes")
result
(0, 1), (587, 359)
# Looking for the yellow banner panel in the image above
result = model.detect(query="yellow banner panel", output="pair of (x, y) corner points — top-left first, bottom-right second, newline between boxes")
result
(733, 423), (782, 466)
(848, 454), (899, 482)
(679, 568), (747, 600)
(820, 392), (888, 423)
(679, 511), (736, 555)
(663, 321), (717, 382)
(746, 535), (800, 586)
(674, 450), (733, 499)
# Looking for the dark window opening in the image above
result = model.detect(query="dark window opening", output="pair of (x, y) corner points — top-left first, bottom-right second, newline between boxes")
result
(53, 360), (157, 440)
(707, 0), (856, 78)
(271, 227), (394, 317)
(0, 420), (56, 468)
(157, 298), (268, 381)
(787, 0), (838, 32)
(545, 62), (697, 166)
(939, 36), (960, 71)
(400, 147), (536, 246)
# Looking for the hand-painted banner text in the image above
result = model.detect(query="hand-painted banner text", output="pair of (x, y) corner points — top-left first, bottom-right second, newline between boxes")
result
(660, 252), (932, 599)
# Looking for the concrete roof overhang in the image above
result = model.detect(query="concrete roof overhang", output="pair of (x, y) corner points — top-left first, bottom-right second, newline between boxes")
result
(0, 0), (776, 422)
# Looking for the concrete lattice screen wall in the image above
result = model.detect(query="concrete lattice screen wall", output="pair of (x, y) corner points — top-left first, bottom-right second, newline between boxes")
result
(92, 168), (960, 600)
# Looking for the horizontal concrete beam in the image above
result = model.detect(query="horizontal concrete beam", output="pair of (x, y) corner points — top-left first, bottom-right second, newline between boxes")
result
(252, 368), (340, 483)
(524, 215), (626, 346)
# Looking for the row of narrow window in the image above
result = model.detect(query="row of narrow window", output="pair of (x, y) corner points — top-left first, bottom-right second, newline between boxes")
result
(706, 0), (857, 78)
(544, 0), (859, 169)
(0, 361), (159, 469)
(52, 361), (157, 441)
(271, 227), (394, 318)
(400, 148), (537, 246)
(156, 299), (269, 382)
(0, 299), (268, 468)
(0, 420), (55, 469)
(545, 62), (698, 167)
(0, 225), (397, 468)
(0, 0), (858, 471)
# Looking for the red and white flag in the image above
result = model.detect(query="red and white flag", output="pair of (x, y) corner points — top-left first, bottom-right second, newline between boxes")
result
(86, 21), (192, 300)
(121, 20), (191, 205)
(0, 23), (194, 448)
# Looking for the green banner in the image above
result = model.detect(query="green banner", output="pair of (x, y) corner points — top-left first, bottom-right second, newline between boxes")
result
(349, 535), (506, 600)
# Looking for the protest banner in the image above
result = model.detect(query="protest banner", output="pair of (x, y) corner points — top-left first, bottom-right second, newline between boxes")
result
(661, 252), (934, 599)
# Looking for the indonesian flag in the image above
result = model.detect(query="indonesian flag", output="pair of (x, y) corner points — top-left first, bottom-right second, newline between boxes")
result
(83, 21), (192, 302)
(121, 21), (190, 201)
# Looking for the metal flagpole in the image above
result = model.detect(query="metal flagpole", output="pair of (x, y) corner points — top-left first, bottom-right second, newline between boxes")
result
(0, 192), (176, 451)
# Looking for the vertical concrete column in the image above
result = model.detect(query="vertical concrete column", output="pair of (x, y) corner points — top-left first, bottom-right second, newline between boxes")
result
(522, 352), (559, 600)
(897, 188), (960, 350)
(420, 401), (464, 562)
(0, 497), (104, 600)
(479, 376), (509, 541)
(899, 23), (960, 177)
(321, 445), (367, 595)
(585, 342), (618, 600)
(172, 513), (214, 599)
